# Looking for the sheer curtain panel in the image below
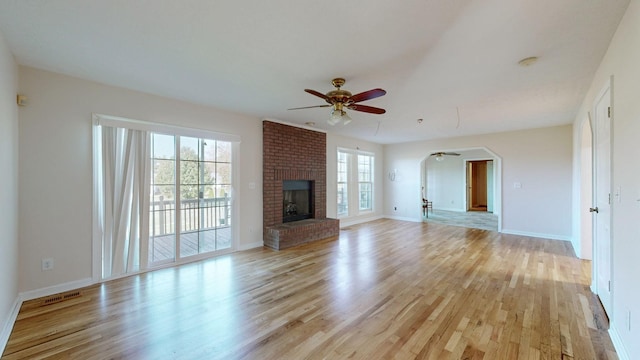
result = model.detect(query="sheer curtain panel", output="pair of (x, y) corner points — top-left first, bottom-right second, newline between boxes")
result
(100, 126), (150, 278)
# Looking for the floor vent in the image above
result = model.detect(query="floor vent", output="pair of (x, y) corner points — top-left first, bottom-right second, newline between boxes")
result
(41, 290), (82, 306)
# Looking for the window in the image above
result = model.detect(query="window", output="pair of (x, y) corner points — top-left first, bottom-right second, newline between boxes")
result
(337, 151), (349, 216)
(337, 149), (374, 217)
(94, 114), (238, 279)
(358, 154), (374, 211)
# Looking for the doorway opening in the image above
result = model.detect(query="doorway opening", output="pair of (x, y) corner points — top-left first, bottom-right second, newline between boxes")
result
(420, 147), (502, 231)
(466, 160), (494, 212)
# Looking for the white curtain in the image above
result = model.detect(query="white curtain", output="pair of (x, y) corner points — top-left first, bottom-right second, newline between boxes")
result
(99, 126), (150, 278)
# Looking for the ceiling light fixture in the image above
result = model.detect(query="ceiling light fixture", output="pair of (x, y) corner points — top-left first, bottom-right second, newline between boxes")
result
(435, 154), (445, 162)
(328, 102), (351, 126)
(329, 109), (351, 125)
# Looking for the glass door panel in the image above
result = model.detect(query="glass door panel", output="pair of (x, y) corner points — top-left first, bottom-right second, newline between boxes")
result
(149, 134), (176, 264)
(151, 134), (233, 263)
(179, 135), (201, 257)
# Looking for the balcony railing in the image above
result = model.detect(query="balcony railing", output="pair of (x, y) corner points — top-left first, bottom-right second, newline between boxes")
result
(150, 196), (231, 236)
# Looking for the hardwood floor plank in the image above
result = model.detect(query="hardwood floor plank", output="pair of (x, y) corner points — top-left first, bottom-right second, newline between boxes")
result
(2, 219), (618, 359)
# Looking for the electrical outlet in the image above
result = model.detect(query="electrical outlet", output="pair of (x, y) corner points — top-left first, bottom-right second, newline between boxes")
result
(42, 258), (54, 271)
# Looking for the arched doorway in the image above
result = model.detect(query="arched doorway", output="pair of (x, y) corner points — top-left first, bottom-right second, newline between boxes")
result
(420, 147), (502, 231)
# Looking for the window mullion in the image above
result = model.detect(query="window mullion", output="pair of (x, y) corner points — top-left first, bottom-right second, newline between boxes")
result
(199, 139), (205, 254)
(349, 153), (358, 217)
(175, 135), (181, 258)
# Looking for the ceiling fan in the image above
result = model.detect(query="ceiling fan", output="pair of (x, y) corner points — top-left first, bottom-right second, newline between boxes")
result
(430, 152), (460, 162)
(288, 78), (386, 125)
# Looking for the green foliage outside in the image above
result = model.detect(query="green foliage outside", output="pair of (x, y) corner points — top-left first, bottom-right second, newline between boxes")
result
(153, 140), (231, 201)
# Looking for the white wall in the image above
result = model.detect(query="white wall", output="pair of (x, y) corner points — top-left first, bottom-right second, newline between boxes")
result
(326, 133), (384, 226)
(487, 160), (494, 212)
(578, 120), (593, 260)
(0, 31), (19, 351)
(385, 125), (573, 240)
(426, 155), (465, 211)
(572, 2), (640, 358)
(18, 66), (263, 294)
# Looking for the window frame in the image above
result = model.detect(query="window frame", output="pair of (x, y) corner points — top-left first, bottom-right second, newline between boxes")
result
(336, 148), (375, 218)
(337, 150), (350, 217)
(357, 153), (374, 212)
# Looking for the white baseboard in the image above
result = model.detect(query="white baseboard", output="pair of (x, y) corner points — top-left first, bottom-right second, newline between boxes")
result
(339, 215), (384, 228)
(500, 229), (571, 242)
(609, 324), (630, 360)
(0, 296), (22, 356)
(19, 277), (94, 302)
(238, 241), (264, 251)
(384, 215), (422, 223)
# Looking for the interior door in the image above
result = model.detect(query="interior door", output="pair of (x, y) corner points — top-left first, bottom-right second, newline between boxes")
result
(467, 161), (488, 211)
(593, 82), (612, 316)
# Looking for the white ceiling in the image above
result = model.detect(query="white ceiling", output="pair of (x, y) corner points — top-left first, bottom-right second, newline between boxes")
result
(0, 0), (629, 144)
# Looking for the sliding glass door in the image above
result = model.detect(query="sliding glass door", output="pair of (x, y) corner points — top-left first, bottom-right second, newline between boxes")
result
(149, 134), (233, 265)
(94, 114), (239, 280)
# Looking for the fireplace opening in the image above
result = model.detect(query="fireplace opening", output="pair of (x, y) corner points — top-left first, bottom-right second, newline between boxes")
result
(283, 180), (313, 223)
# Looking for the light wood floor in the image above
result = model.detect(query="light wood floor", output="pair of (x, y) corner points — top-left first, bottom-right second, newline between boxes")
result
(424, 209), (498, 232)
(3, 219), (616, 359)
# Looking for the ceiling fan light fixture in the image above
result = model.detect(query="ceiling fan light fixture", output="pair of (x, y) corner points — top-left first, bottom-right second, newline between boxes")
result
(328, 109), (342, 125)
(329, 106), (351, 126)
(435, 154), (445, 162)
(341, 111), (352, 125)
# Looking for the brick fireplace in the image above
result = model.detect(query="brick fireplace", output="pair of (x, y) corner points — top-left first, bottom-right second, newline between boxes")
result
(262, 121), (339, 250)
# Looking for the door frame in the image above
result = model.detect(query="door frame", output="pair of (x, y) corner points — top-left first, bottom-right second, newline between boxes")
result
(466, 160), (492, 212)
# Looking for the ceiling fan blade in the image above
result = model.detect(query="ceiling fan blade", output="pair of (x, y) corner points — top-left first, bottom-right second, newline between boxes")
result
(348, 104), (386, 114)
(430, 152), (460, 157)
(349, 88), (386, 103)
(304, 89), (331, 102)
(288, 104), (332, 110)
